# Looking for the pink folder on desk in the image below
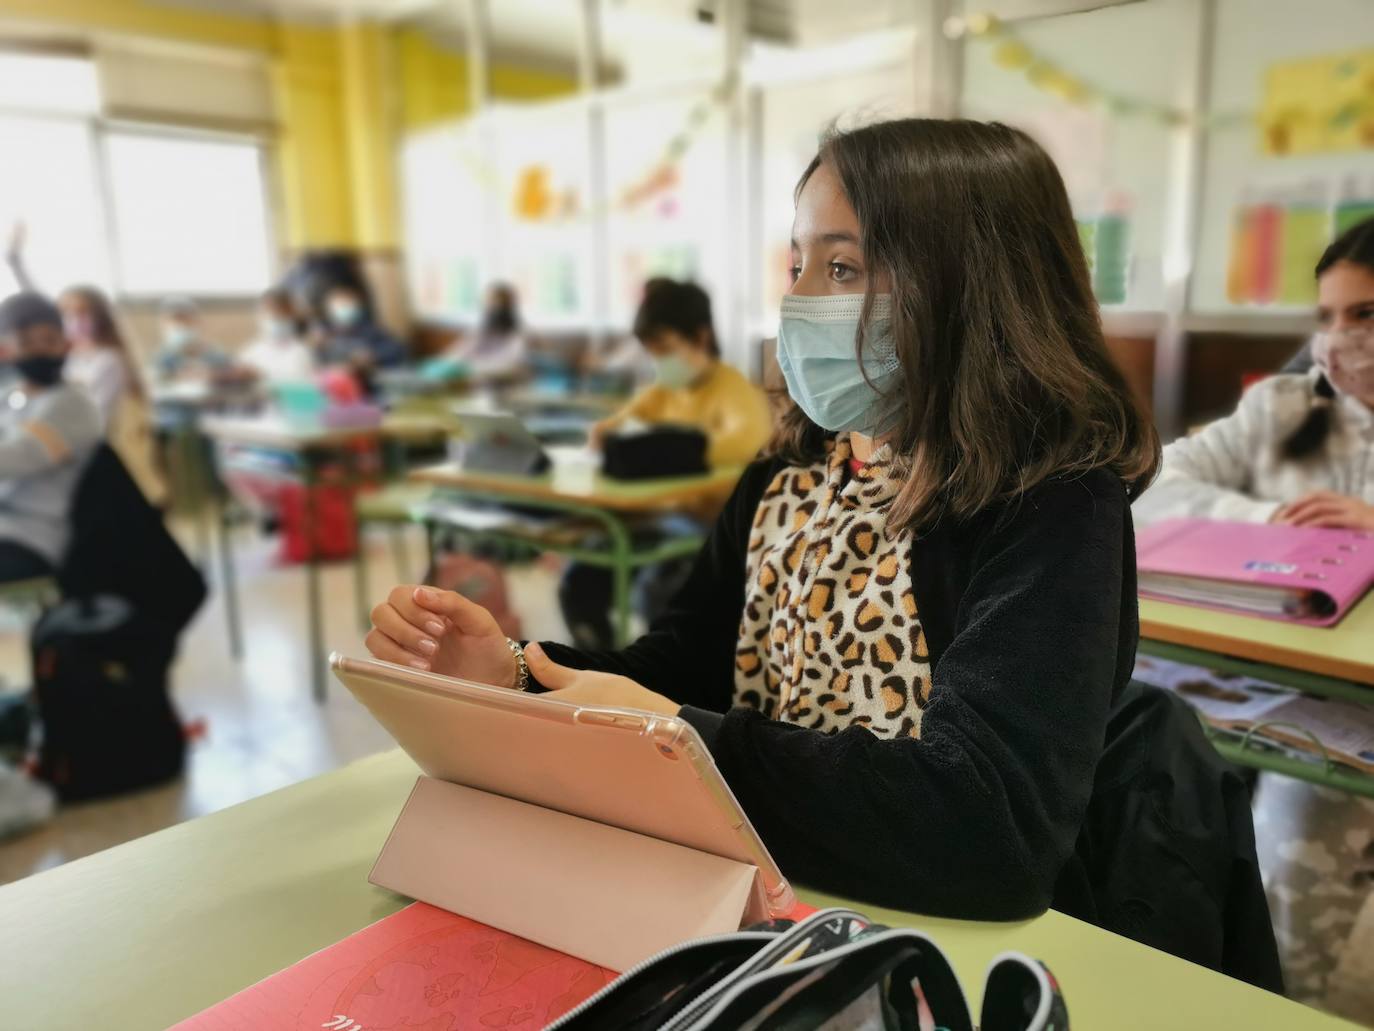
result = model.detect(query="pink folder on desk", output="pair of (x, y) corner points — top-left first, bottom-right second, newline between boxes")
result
(1136, 518), (1374, 626)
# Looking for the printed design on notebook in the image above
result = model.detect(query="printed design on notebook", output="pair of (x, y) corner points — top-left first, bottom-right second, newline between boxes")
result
(735, 434), (932, 737)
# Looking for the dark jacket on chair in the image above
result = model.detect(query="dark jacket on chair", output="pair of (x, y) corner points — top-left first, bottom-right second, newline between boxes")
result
(60, 444), (206, 635)
(1052, 680), (1284, 994)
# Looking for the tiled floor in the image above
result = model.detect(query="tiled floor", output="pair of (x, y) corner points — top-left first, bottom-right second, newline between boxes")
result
(0, 522), (570, 885)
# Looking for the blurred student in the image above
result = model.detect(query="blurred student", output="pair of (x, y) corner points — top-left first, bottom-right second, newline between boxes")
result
(5, 225), (163, 503)
(239, 287), (314, 384)
(448, 282), (527, 377)
(0, 292), (101, 582)
(1135, 216), (1374, 1016)
(317, 282), (406, 374)
(1136, 218), (1374, 531)
(154, 297), (230, 383)
(559, 278), (771, 648)
(365, 121), (1166, 937)
(588, 278), (771, 466)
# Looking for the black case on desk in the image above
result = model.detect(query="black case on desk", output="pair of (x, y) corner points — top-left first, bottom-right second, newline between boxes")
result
(601, 425), (708, 481)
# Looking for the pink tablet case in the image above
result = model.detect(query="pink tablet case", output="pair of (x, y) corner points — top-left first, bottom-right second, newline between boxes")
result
(1136, 518), (1374, 626)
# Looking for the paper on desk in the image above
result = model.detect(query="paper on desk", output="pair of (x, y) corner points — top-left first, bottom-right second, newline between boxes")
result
(1134, 656), (1374, 774)
(172, 902), (617, 1031)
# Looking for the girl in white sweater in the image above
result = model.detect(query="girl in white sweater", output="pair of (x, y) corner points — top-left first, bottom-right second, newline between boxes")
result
(1137, 217), (1374, 1020)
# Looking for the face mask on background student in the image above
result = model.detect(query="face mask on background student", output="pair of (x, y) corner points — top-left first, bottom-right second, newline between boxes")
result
(328, 299), (363, 329)
(775, 293), (903, 434)
(62, 314), (95, 344)
(1313, 326), (1374, 402)
(17, 354), (66, 387)
(261, 315), (295, 342)
(163, 323), (194, 351)
(652, 352), (699, 390)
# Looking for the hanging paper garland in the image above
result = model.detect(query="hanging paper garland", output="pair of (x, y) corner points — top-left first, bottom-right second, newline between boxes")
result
(949, 11), (1374, 142)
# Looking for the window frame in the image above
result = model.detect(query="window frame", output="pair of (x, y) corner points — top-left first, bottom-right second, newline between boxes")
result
(96, 119), (279, 302)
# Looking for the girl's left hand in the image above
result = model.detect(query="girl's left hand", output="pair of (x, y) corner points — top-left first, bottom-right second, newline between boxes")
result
(1274, 491), (1374, 531)
(524, 643), (680, 716)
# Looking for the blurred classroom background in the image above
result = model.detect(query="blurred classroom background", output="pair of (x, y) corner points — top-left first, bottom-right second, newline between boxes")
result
(0, 0), (1372, 1011)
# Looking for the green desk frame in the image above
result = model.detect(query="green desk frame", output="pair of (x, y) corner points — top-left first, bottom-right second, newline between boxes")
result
(1136, 635), (1374, 799)
(419, 486), (707, 648)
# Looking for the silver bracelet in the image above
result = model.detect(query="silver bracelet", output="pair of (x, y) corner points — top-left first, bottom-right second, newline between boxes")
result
(506, 637), (530, 692)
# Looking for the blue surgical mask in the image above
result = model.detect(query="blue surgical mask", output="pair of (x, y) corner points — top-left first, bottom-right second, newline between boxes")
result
(776, 293), (902, 434)
(163, 324), (194, 351)
(653, 352), (698, 390)
(328, 300), (362, 329)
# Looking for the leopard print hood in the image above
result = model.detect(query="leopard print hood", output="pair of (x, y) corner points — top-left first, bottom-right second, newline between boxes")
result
(733, 434), (932, 738)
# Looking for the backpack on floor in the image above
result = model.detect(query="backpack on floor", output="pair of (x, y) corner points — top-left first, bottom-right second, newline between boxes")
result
(30, 596), (186, 802)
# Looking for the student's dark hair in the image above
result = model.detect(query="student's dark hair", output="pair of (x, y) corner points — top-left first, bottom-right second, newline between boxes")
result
(1282, 216), (1374, 460)
(60, 284), (146, 402)
(482, 281), (520, 336)
(769, 119), (1159, 533)
(0, 291), (62, 335)
(632, 278), (720, 357)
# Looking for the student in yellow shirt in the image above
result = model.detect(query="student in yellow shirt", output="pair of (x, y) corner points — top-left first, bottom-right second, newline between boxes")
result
(589, 278), (771, 467)
(564, 278), (772, 648)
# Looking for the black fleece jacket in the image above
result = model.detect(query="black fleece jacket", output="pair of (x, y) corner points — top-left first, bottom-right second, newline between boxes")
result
(538, 457), (1138, 921)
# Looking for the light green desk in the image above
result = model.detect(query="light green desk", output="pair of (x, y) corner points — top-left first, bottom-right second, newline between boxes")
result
(0, 749), (1354, 1030)
(1139, 592), (1374, 796)
(410, 462), (743, 646)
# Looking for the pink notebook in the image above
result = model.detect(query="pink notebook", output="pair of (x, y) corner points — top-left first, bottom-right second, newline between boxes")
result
(1136, 519), (1374, 626)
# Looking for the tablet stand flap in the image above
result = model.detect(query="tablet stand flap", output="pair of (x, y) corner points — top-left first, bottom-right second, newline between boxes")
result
(370, 776), (763, 973)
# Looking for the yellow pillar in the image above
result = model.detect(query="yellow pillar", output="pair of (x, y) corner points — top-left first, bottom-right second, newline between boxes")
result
(339, 21), (400, 250)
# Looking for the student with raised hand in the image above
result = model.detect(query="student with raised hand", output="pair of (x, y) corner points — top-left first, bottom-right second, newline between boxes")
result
(0, 292), (102, 582)
(1135, 217), (1374, 531)
(1135, 217), (1374, 1016)
(365, 119), (1159, 920)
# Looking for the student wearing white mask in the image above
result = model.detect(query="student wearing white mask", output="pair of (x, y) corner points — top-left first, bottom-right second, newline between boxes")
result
(363, 120), (1161, 924)
(153, 297), (229, 383)
(238, 287), (314, 384)
(1135, 217), (1374, 1018)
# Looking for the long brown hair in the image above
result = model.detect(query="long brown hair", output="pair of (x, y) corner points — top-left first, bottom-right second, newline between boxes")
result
(60, 284), (146, 402)
(769, 119), (1158, 533)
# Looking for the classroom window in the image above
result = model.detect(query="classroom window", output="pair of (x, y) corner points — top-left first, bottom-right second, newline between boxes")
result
(0, 115), (110, 294)
(104, 131), (274, 296)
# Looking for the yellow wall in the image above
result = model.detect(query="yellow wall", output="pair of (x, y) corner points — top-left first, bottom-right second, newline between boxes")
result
(0, 0), (576, 251)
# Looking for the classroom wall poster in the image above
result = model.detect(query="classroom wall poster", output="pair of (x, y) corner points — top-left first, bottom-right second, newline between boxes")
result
(1261, 48), (1374, 157)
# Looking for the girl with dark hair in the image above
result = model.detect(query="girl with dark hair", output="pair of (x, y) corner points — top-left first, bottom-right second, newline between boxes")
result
(365, 119), (1158, 920)
(448, 282), (529, 377)
(1137, 217), (1374, 531)
(1138, 217), (1374, 1017)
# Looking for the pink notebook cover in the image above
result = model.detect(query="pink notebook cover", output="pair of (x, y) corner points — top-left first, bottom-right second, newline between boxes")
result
(1136, 518), (1374, 626)
(172, 903), (618, 1031)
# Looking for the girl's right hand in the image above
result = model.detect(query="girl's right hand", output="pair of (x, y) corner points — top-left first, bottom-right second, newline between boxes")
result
(366, 585), (517, 688)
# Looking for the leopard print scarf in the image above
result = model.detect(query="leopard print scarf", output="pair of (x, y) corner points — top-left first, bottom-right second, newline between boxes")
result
(733, 434), (932, 738)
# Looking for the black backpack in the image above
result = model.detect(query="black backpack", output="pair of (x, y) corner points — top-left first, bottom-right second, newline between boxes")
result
(30, 596), (185, 801)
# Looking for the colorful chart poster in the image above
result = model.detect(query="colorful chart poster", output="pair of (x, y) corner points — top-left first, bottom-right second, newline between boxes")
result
(1260, 48), (1374, 157)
